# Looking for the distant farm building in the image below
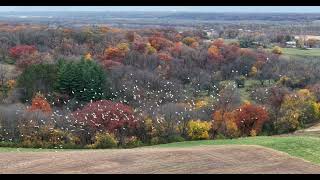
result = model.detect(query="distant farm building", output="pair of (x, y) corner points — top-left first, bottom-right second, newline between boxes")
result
(286, 41), (296, 48)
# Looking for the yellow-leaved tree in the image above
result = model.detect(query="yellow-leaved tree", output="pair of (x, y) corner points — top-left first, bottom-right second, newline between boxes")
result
(187, 120), (211, 140)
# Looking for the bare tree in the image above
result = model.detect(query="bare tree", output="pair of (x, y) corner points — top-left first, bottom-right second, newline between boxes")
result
(0, 65), (8, 87)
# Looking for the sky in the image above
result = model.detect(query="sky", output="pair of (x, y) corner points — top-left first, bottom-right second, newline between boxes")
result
(0, 6), (319, 13)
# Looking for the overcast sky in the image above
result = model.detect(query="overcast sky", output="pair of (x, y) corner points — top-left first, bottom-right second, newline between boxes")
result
(0, 6), (319, 13)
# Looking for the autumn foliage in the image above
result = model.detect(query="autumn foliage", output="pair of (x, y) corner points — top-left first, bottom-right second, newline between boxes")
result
(212, 38), (225, 48)
(187, 120), (211, 140)
(182, 37), (197, 46)
(8, 45), (41, 69)
(208, 45), (223, 62)
(100, 43), (130, 69)
(104, 47), (123, 60)
(2, 22), (318, 149)
(148, 36), (173, 51)
(212, 110), (239, 138)
(158, 52), (173, 62)
(28, 93), (52, 114)
(9, 45), (37, 59)
(234, 103), (269, 136)
(272, 46), (283, 55)
(170, 42), (183, 57)
(73, 100), (138, 135)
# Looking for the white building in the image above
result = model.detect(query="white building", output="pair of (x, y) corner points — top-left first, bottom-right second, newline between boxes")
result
(285, 41), (296, 48)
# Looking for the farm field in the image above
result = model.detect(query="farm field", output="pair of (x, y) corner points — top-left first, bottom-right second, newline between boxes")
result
(154, 136), (320, 165)
(0, 143), (320, 174)
(283, 48), (320, 57)
(279, 48), (320, 57)
(1, 135), (320, 173)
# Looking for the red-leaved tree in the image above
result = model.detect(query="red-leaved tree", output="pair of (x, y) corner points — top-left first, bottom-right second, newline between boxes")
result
(9, 45), (37, 59)
(9, 45), (40, 69)
(73, 100), (138, 145)
(234, 103), (269, 136)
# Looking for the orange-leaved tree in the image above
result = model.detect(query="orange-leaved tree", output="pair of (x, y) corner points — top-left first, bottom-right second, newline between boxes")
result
(208, 45), (223, 63)
(28, 93), (52, 114)
(234, 103), (269, 136)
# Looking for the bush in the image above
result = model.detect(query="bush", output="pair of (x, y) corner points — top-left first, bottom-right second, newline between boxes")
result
(92, 133), (118, 149)
(272, 46), (283, 55)
(167, 135), (185, 143)
(19, 127), (78, 149)
(135, 117), (153, 144)
(123, 136), (143, 148)
(187, 120), (211, 140)
(150, 137), (167, 145)
(215, 133), (227, 140)
(0, 141), (17, 148)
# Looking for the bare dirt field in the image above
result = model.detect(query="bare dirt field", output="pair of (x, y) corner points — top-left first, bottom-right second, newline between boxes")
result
(0, 145), (319, 174)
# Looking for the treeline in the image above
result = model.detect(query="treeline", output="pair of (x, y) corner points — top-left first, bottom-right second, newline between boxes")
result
(1, 25), (320, 149)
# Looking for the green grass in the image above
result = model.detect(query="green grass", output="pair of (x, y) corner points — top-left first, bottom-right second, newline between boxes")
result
(224, 39), (238, 44)
(2, 135), (320, 165)
(152, 136), (320, 164)
(282, 48), (320, 57)
(265, 48), (320, 58)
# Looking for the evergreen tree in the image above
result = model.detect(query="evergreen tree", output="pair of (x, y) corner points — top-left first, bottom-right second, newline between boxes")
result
(55, 58), (107, 102)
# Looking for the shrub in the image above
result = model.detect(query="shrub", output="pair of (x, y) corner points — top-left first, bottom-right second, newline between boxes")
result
(250, 129), (257, 137)
(167, 135), (185, 143)
(224, 117), (240, 138)
(150, 137), (162, 145)
(187, 120), (211, 140)
(135, 117), (153, 144)
(150, 136), (175, 145)
(123, 136), (143, 148)
(20, 125), (78, 149)
(215, 133), (227, 140)
(272, 46), (283, 55)
(92, 133), (118, 149)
